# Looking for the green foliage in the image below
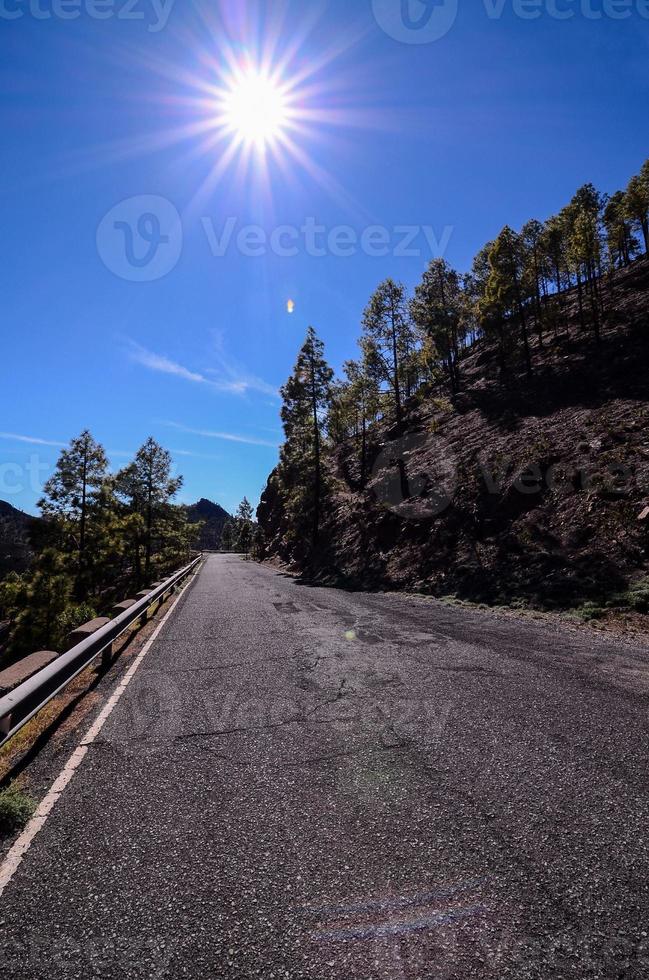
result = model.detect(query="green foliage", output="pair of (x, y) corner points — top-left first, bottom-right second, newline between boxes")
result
(618, 578), (649, 614)
(483, 226), (534, 376)
(604, 191), (638, 268)
(1, 433), (195, 662)
(361, 279), (414, 420)
(55, 602), (98, 638)
(278, 327), (334, 550)
(411, 258), (466, 393)
(0, 572), (23, 623)
(4, 549), (75, 657)
(625, 162), (649, 254)
(220, 518), (236, 552)
(39, 430), (110, 596)
(233, 498), (255, 553)
(0, 784), (37, 835)
(574, 602), (606, 622)
(328, 360), (380, 486)
(115, 438), (184, 581)
(217, 501), (258, 555)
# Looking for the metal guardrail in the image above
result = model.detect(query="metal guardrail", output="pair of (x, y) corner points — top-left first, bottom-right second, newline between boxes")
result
(0, 556), (202, 750)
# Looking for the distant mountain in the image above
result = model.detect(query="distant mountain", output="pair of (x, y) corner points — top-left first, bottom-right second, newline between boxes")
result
(0, 501), (37, 578)
(186, 498), (231, 551)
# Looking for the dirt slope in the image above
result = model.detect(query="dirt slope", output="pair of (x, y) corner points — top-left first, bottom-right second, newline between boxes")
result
(258, 258), (649, 609)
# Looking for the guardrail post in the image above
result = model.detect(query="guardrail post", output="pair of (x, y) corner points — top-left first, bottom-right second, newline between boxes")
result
(65, 617), (112, 653)
(0, 557), (201, 750)
(101, 642), (113, 669)
(135, 590), (154, 623)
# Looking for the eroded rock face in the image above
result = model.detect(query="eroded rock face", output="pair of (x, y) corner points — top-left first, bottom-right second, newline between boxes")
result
(257, 258), (649, 607)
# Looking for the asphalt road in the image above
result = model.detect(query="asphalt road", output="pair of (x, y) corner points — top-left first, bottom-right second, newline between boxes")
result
(2, 554), (649, 979)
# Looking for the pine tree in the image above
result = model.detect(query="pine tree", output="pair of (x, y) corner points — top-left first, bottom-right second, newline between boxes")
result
(565, 186), (604, 341)
(625, 162), (649, 255)
(463, 243), (493, 346)
(521, 219), (548, 348)
(115, 438), (183, 581)
(604, 191), (638, 268)
(234, 497), (255, 553)
(220, 518), (236, 552)
(279, 327), (333, 548)
(3, 550), (78, 656)
(484, 227), (533, 378)
(329, 360), (380, 488)
(540, 211), (573, 307)
(411, 259), (465, 393)
(361, 279), (413, 422)
(39, 430), (109, 596)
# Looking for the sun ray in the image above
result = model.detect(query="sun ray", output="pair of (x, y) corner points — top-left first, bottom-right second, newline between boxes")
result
(47, 2), (388, 216)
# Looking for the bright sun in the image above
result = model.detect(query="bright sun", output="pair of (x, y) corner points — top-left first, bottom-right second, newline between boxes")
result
(222, 70), (288, 152)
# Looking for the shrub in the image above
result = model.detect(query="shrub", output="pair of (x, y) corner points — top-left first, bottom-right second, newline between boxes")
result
(0, 784), (36, 835)
(56, 602), (97, 639)
(575, 602), (605, 622)
(623, 578), (649, 614)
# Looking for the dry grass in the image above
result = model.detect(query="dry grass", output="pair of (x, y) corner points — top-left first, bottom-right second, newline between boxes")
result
(0, 575), (197, 788)
(0, 615), (153, 783)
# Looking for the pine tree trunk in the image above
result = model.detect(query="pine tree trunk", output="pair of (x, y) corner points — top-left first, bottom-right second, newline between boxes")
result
(77, 450), (88, 599)
(145, 478), (153, 582)
(390, 300), (402, 422)
(576, 271), (586, 333)
(310, 355), (321, 547)
(513, 272), (533, 379)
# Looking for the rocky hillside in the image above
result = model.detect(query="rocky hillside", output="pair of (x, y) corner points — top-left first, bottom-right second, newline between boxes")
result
(258, 258), (649, 610)
(186, 498), (231, 551)
(0, 501), (36, 579)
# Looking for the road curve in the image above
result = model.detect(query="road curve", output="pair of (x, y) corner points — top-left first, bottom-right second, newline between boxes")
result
(2, 554), (649, 979)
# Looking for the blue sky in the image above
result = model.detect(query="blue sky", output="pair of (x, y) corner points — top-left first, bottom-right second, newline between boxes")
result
(2, 0), (648, 515)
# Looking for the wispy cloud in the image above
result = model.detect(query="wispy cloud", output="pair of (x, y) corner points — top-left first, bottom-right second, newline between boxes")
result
(206, 334), (280, 398)
(126, 340), (278, 399)
(129, 346), (207, 385)
(163, 421), (279, 449)
(170, 448), (222, 461)
(127, 342), (213, 386)
(0, 432), (66, 448)
(0, 433), (136, 461)
(107, 449), (135, 459)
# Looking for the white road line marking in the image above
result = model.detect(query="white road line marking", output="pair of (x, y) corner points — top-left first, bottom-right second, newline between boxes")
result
(0, 571), (198, 898)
